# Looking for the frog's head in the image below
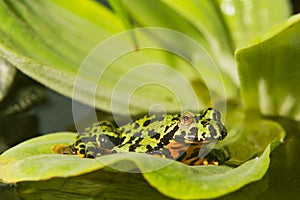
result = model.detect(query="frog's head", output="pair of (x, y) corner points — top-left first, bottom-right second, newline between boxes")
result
(174, 108), (227, 143)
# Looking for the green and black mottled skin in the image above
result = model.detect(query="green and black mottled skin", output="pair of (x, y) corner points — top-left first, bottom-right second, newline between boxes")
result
(61, 108), (227, 166)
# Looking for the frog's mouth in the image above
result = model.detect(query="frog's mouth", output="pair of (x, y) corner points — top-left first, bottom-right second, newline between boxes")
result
(184, 137), (217, 143)
(185, 135), (202, 142)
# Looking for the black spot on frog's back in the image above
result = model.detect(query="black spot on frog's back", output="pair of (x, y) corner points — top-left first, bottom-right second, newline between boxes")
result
(134, 123), (140, 129)
(201, 120), (209, 126)
(156, 115), (165, 121)
(164, 125), (169, 132)
(129, 143), (141, 152)
(143, 120), (151, 127)
(81, 135), (97, 143)
(172, 117), (179, 121)
(133, 131), (142, 138)
(162, 125), (179, 144)
(150, 131), (160, 140)
(146, 145), (153, 152)
(148, 129), (159, 137)
(97, 134), (122, 149)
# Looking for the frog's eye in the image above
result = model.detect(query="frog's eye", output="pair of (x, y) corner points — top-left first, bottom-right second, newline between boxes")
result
(179, 112), (194, 127)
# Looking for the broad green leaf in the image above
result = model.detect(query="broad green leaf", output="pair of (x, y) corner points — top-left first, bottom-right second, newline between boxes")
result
(0, 0), (224, 115)
(162, 0), (235, 53)
(217, 0), (291, 48)
(0, 0), (294, 116)
(0, 0), (122, 112)
(120, 0), (291, 100)
(53, 0), (123, 32)
(236, 14), (300, 121)
(108, 0), (140, 52)
(121, 0), (239, 99)
(161, 0), (238, 86)
(0, 116), (285, 199)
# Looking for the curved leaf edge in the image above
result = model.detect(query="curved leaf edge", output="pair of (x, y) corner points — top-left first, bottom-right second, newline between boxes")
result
(143, 144), (271, 199)
(235, 13), (300, 54)
(0, 132), (278, 199)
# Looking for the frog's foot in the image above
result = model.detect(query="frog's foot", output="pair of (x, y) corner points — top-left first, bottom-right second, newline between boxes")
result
(202, 149), (228, 165)
(202, 158), (219, 166)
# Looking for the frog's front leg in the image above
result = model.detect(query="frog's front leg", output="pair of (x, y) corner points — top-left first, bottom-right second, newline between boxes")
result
(147, 141), (227, 166)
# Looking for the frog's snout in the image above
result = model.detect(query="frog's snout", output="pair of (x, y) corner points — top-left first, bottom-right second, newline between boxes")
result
(220, 125), (227, 140)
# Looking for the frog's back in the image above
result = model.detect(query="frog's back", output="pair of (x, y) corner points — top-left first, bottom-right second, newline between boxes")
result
(115, 113), (180, 152)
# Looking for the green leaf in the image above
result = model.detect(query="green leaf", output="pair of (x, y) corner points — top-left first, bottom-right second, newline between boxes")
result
(121, 0), (239, 99)
(0, 116), (285, 199)
(8, 146), (272, 200)
(0, 0), (224, 115)
(0, 0), (123, 112)
(236, 14), (300, 120)
(221, 112), (286, 165)
(0, 0), (294, 116)
(119, 0), (291, 100)
(217, 0), (291, 48)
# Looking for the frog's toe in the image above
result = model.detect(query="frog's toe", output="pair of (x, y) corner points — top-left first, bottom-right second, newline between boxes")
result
(205, 149), (229, 165)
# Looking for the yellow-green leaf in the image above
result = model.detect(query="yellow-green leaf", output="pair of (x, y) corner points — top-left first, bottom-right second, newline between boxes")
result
(236, 14), (300, 120)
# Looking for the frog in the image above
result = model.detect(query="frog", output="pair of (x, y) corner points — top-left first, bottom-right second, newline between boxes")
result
(55, 108), (227, 166)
